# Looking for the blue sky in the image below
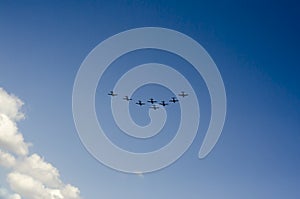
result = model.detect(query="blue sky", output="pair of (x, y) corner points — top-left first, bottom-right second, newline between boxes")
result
(0, 0), (299, 198)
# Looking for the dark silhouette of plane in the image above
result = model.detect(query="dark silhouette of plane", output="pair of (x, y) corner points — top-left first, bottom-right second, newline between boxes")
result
(150, 105), (159, 110)
(136, 100), (145, 106)
(169, 97), (179, 103)
(147, 98), (157, 104)
(108, 91), (117, 96)
(123, 96), (132, 101)
(178, 91), (188, 97)
(159, 101), (168, 106)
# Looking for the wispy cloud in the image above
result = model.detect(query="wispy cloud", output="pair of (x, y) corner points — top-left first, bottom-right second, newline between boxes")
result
(0, 88), (82, 199)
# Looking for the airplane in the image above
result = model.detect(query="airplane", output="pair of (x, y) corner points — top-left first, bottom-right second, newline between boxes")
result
(169, 97), (179, 103)
(150, 105), (159, 110)
(178, 91), (188, 97)
(147, 98), (157, 104)
(123, 96), (132, 101)
(159, 101), (168, 106)
(108, 91), (117, 96)
(136, 100), (145, 106)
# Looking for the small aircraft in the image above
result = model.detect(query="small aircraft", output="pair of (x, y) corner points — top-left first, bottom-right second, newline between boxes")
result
(169, 97), (179, 103)
(123, 96), (132, 101)
(136, 100), (145, 106)
(147, 98), (157, 104)
(150, 105), (159, 110)
(108, 91), (117, 96)
(159, 101), (168, 106)
(178, 91), (188, 97)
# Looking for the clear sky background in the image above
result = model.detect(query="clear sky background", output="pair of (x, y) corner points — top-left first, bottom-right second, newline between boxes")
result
(0, 0), (299, 198)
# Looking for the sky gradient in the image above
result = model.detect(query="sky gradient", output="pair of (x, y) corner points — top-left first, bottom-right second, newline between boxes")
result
(0, 1), (299, 198)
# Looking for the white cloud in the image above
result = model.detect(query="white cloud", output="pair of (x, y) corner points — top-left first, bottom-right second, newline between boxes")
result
(0, 187), (21, 199)
(0, 88), (24, 121)
(0, 87), (82, 199)
(7, 172), (54, 199)
(61, 184), (81, 199)
(7, 172), (81, 199)
(0, 149), (16, 168)
(0, 113), (29, 156)
(15, 154), (62, 188)
(8, 194), (22, 199)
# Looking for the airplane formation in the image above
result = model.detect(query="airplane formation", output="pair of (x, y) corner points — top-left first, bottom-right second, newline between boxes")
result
(108, 90), (188, 110)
